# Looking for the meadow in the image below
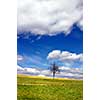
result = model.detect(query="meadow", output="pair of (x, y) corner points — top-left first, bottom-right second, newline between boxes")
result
(17, 74), (83, 100)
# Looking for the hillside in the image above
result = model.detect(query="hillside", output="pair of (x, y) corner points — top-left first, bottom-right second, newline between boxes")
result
(17, 74), (83, 100)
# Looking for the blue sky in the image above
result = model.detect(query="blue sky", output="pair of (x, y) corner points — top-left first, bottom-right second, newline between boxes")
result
(17, 24), (83, 69)
(17, 0), (83, 79)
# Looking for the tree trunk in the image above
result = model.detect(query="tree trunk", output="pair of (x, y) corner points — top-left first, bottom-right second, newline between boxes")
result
(53, 72), (55, 79)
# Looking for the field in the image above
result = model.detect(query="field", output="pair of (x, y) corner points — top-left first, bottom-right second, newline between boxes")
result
(17, 74), (83, 100)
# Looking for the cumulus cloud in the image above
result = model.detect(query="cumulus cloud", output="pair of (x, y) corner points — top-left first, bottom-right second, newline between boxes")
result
(17, 65), (83, 79)
(17, 0), (83, 36)
(47, 50), (83, 62)
(17, 65), (24, 71)
(47, 50), (61, 59)
(24, 68), (40, 74)
(17, 65), (41, 75)
(17, 55), (23, 61)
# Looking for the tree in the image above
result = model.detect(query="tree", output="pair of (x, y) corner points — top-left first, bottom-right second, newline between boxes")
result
(50, 62), (60, 78)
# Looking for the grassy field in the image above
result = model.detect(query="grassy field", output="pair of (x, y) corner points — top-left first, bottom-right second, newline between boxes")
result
(17, 74), (83, 100)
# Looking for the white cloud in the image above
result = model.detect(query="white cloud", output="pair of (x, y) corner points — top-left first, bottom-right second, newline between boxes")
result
(17, 65), (24, 71)
(17, 65), (41, 75)
(59, 66), (82, 74)
(18, 0), (83, 36)
(24, 68), (40, 74)
(17, 55), (23, 61)
(17, 65), (83, 79)
(77, 19), (83, 30)
(59, 66), (71, 70)
(47, 50), (61, 59)
(47, 50), (83, 62)
(57, 66), (83, 79)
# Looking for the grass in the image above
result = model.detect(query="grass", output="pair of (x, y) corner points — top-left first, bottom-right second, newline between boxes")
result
(17, 74), (83, 100)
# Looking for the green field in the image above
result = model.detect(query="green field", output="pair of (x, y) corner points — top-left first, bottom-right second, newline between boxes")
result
(17, 74), (83, 100)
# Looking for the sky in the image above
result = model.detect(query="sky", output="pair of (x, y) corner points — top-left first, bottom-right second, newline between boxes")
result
(17, 0), (83, 79)
(17, 25), (83, 68)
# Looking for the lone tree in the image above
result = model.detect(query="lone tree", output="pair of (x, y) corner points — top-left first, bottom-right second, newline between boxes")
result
(50, 62), (60, 78)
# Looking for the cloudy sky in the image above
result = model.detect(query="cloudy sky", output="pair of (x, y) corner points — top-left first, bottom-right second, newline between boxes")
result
(17, 0), (83, 79)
